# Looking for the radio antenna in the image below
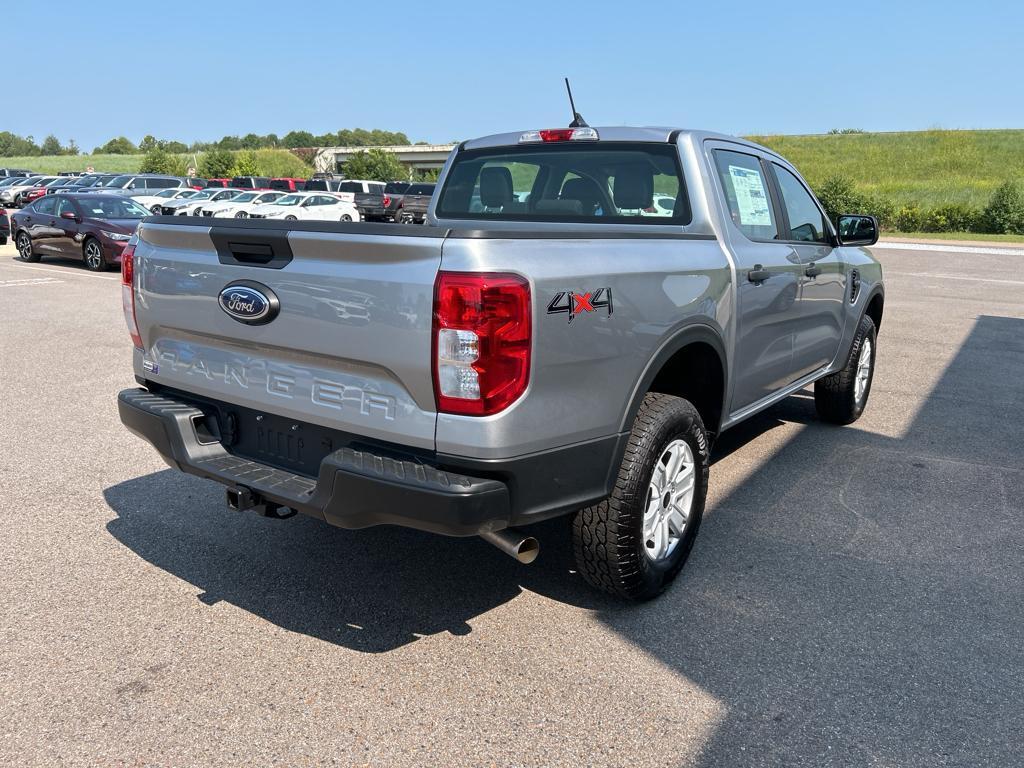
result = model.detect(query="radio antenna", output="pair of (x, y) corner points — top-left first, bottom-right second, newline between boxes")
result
(565, 78), (588, 128)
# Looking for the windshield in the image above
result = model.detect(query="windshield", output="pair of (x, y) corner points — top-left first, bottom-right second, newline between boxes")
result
(232, 193), (259, 203)
(213, 190), (240, 200)
(406, 184), (435, 195)
(190, 190), (217, 200)
(0, 177), (21, 187)
(273, 195), (302, 206)
(79, 197), (151, 219)
(436, 142), (690, 224)
(155, 189), (179, 198)
(106, 175), (133, 188)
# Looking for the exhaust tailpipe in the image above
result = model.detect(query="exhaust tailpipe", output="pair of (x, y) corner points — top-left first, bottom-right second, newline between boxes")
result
(480, 528), (540, 564)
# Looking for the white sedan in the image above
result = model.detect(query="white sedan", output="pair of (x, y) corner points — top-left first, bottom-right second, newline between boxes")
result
(161, 188), (245, 216)
(133, 188), (199, 214)
(248, 192), (360, 222)
(205, 191), (286, 218)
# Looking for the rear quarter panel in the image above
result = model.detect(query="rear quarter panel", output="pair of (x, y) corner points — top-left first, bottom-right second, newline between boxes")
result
(436, 235), (732, 458)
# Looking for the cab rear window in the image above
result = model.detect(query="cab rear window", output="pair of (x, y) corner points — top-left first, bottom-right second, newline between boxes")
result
(436, 142), (690, 224)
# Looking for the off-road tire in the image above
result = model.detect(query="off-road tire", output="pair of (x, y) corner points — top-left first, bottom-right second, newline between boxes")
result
(814, 314), (877, 425)
(572, 393), (710, 601)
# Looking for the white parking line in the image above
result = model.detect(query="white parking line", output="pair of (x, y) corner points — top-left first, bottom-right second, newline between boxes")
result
(886, 271), (1024, 286)
(0, 277), (64, 287)
(874, 241), (1024, 257)
(4, 263), (120, 281)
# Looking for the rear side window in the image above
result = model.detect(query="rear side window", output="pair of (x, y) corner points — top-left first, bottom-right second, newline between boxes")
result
(147, 177), (179, 189)
(436, 142), (689, 224)
(772, 163), (830, 243)
(34, 196), (57, 215)
(712, 149), (779, 241)
(337, 181), (361, 193)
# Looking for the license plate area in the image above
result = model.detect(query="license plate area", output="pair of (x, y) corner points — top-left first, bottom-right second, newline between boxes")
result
(230, 409), (341, 477)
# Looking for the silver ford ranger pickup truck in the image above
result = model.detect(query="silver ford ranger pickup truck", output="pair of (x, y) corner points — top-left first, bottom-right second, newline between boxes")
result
(117, 126), (884, 600)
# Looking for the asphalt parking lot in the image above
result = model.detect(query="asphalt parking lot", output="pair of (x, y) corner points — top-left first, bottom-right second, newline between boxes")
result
(0, 238), (1021, 767)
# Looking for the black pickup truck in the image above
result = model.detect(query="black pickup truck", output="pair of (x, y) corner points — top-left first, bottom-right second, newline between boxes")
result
(336, 180), (387, 222)
(395, 182), (436, 224)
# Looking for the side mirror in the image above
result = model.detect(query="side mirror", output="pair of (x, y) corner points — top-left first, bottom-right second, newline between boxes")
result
(60, 211), (79, 221)
(836, 214), (878, 246)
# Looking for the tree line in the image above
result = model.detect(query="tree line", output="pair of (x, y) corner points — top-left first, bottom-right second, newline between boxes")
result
(0, 128), (415, 157)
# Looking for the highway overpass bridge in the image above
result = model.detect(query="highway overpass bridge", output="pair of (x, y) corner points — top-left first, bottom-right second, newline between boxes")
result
(313, 144), (457, 175)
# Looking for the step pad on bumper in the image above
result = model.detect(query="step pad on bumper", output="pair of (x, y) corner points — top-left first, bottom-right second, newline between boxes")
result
(117, 388), (511, 536)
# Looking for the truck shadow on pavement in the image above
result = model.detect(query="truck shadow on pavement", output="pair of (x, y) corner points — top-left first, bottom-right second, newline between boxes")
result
(103, 316), (1024, 762)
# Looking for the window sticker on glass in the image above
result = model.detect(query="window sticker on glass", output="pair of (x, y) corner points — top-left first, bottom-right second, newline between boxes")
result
(728, 165), (772, 226)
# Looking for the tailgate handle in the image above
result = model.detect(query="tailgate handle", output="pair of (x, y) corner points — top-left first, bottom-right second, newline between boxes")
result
(210, 227), (293, 269)
(228, 241), (275, 264)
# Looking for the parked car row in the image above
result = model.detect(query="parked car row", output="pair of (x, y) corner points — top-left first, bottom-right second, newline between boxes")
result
(2, 169), (440, 274)
(1, 170), (437, 224)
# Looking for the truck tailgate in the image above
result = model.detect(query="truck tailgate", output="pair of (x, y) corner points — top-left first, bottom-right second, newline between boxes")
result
(133, 219), (444, 450)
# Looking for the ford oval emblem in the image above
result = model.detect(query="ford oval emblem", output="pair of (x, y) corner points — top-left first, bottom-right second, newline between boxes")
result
(218, 281), (280, 325)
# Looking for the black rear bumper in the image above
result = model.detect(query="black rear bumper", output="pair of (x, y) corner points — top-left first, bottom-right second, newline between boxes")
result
(117, 388), (513, 536)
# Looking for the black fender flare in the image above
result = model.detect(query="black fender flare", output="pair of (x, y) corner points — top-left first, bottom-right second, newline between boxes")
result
(863, 284), (885, 332)
(618, 322), (729, 435)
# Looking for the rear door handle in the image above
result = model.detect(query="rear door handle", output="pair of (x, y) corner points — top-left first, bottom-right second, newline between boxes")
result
(747, 265), (772, 283)
(804, 263), (822, 278)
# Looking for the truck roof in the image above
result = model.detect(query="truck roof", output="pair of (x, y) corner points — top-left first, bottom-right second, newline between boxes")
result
(462, 126), (775, 156)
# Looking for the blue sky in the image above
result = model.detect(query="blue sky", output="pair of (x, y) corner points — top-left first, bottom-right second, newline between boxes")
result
(5, 0), (1022, 148)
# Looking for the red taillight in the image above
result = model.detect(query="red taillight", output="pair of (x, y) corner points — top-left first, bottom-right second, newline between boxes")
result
(432, 272), (531, 416)
(121, 244), (143, 350)
(382, 194), (391, 208)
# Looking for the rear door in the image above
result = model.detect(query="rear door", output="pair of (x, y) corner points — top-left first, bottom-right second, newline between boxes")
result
(133, 221), (445, 450)
(768, 162), (847, 377)
(53, 197), (81, 256)
(708, 144), (804, 412)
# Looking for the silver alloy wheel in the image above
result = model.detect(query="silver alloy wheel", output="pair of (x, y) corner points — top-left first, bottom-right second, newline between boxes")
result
(17, 233), (32, 260)
(84, 240), (103, 270)
(642, 438), (696, 562)
(854, 338), (873, 403)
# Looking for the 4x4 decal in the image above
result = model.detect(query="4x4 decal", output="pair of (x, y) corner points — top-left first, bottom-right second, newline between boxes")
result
(547, 288), (613, 324)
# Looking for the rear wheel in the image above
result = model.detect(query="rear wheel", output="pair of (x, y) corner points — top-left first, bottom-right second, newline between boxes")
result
(83, 238), (106, 271)
(16, 231), (39, 262)
(814, 314), (877, 424)
(572, 393), (709, 601)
